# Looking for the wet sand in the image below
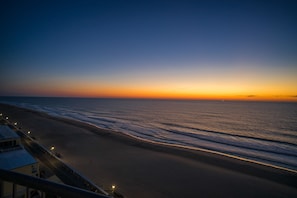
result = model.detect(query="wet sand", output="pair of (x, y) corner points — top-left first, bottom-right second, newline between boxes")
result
(1, 103), (296, 198)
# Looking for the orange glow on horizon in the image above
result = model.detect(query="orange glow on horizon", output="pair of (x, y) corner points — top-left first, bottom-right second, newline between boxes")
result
(4, 64), (297, 102)
(19, 83), (297, 102)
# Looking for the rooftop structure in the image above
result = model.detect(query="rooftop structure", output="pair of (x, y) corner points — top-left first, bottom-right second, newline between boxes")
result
(0, 148), (37, 170)
(0, 125), (19, 140)
(0, 125), (21, 152)
(0, 124), (39, 198)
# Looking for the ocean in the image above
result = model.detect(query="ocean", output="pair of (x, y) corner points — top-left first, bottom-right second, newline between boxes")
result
(1, 97), (297, 171)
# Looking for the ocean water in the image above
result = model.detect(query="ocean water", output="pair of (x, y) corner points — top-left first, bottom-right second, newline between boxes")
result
(1, 97), (297, 171)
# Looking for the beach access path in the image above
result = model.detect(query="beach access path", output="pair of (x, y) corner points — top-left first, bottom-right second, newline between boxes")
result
(0, 103), (296, 198)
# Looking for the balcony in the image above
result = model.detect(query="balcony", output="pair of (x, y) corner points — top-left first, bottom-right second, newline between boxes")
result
(0, 168), (111, 198)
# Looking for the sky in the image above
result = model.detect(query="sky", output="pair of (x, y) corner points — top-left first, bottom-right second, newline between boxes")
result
(1, 0), (297, 101)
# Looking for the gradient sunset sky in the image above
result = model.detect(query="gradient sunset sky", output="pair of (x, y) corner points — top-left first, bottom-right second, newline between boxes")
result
(1, 0), (297, 101)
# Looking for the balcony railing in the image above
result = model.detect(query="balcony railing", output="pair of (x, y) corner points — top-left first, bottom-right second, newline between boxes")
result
(0, 168), (110, 198)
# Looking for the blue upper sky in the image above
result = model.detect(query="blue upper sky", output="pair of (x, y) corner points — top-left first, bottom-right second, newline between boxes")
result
(1, 0), (297, 100)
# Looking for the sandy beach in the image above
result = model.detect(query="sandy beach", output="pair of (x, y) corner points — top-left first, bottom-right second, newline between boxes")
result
(1, 103), (296, 198)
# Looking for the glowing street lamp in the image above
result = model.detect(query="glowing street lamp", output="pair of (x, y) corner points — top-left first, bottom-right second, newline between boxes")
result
(27, 131), (31, 135)
(0, 113), (2, 116)
(14, 122), (17, 126)
(50, 146), (55, 151)
(111, 185), (116, 193)
(5, 117), (8, 120)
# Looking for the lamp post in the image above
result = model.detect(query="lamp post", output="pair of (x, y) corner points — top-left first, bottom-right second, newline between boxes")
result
(50, 146), (55, 151)
(111, 185), (116, 194)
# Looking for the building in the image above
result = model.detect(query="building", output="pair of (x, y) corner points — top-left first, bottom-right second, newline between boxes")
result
(0, 125), (39, 198)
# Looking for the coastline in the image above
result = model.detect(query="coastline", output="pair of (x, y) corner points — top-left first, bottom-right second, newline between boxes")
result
(1, 103), (296, 198)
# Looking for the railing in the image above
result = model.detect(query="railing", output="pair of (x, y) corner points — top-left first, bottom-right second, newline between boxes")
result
(0, 145), (22, 153)
(0, 169), (110, 198)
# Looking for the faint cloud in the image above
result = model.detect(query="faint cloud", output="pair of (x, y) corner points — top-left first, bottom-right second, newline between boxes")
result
(247, 95), (256, 98)
(291, 95), (297, 98)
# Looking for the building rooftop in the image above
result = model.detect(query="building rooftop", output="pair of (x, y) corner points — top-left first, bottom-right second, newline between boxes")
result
(0, 148), (37, 170)
(0, 125), (19, 140)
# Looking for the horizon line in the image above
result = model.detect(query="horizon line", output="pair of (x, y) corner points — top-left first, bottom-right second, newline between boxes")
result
(1, 95), (296, 103)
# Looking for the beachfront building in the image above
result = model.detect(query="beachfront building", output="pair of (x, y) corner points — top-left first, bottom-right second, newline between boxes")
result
(0, 125), (39, 198)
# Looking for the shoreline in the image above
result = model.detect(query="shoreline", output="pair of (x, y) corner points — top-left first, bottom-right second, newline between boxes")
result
(2, 103), (297, 174)
(1, 103), (297, 198)
(1, 100), (296, 173)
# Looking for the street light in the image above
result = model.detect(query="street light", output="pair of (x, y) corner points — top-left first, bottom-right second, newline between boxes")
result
(111, 185), (116, 193)
(0, 113), (2, 116)
(14, 122), (17, 126)
(5, 117), (8, 120)
(50, 146), (55, 151)
(28, 131), (31, 135)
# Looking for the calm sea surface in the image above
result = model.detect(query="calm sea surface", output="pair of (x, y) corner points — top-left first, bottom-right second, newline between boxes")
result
(1, 97), (297, 171)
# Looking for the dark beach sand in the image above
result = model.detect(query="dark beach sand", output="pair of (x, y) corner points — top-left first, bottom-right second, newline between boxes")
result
(1, 103), (296, 198)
